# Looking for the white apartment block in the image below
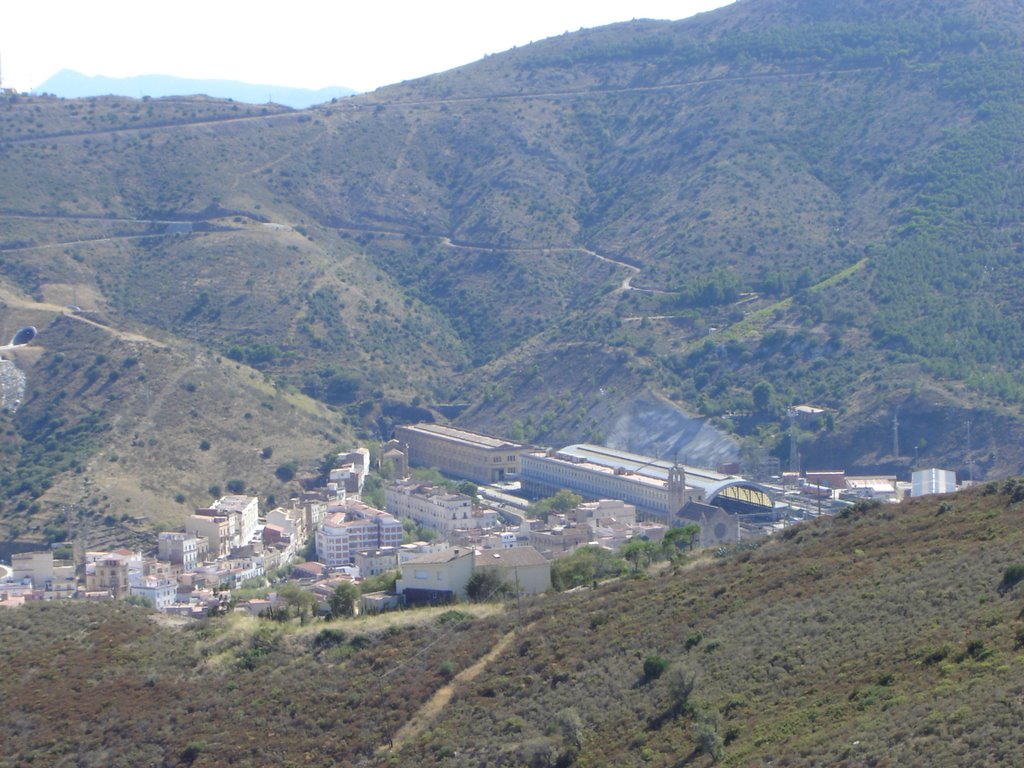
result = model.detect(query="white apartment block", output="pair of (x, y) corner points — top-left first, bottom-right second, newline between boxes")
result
(315, 502), (403, 568)
(186, 514), (234, 559)
(130, 578), (177, 611)
(157, 532), (200, 571)
(212, 495), (260, 547)
(385, 482), (493, 534)
(354, 548), (401, 577)
(11, 550), (54, 589)
(266, 507), (307, 545)
(331, 448), (371, 494)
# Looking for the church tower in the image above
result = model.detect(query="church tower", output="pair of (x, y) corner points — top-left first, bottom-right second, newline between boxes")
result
(668, 461), (687, 516)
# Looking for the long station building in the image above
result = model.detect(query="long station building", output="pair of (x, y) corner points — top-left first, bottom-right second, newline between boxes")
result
(520, 443), (775, 524)
(394, 423), (525, 485)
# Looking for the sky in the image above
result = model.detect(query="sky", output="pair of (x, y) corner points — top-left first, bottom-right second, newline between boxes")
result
(1, 1), (733, 94)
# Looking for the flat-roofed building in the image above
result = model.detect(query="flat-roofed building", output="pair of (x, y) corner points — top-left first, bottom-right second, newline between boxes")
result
(354, 548), (401, 577)
(11, 550), (54, 590)
(520, 444), (774, 524)
(394, 423), (525, 484)
(386, 481), (494, 534)
(130, 578), (177, 611)
(186, 514), (234, 559)
(212, 495), (260, 548)
(912, 468), (958, 497)
(315, 502), (402, 568)
(158, 532), (200, 572)
(528, 524), (591, 556)
(87, 557), (129, 599)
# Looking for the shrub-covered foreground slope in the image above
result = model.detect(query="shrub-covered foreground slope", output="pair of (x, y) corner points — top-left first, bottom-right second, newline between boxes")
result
(6, 483), (1024, 767)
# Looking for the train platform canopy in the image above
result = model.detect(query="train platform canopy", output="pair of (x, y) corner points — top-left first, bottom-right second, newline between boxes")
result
(552, 444), (774, 514)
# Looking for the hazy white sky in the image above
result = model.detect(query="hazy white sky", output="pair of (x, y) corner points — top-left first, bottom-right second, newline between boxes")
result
(1, 1), (732, 93)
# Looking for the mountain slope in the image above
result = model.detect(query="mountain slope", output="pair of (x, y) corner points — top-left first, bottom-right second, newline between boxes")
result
(4, 0), (1024, 536)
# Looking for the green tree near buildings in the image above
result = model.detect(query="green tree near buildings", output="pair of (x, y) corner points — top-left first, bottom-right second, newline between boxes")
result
(328, 581), (360, 618)
(277, 582), (317, 624)
(466, 569), (509, 601)
(663, 523), (701, 558)
(550, 546), (628, 590)
(362, 475), (385, 509)
(457, 480), (479, 499)
(620, 538), (659, 573)
(531, 489), (583, 522)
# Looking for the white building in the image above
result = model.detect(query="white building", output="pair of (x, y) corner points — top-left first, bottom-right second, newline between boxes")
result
(331, 448), (371, 494)
(354, 548), (401, 577)
(386, 481), (494, 534)
(10, 550), (76, 598)
(213, 495), (260, 548)
(912, 468), (958, 497)
(315, 502), (403, 568)
(266, 506), (308, 552)
(130, 578), (177, 611)
(11, 550), (54, 590)
(157, 532), (201, 571)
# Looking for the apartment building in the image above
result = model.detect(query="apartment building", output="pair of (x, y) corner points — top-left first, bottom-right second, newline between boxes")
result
(315, 502), (402, 568)
(157, 532), (201, 571)
(385, 481), (489, 534)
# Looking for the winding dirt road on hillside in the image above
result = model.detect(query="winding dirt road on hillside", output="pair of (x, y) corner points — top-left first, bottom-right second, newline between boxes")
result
(0, 284), (166, 348)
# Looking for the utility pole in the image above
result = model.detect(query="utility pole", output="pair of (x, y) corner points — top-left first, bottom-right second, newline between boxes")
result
(787, 407), (799, 473)
(892, 408), (900, 460)
(966, 419), (973, 482)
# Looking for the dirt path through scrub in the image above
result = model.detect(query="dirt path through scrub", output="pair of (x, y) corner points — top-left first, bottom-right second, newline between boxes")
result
(385, 621), (535, 753)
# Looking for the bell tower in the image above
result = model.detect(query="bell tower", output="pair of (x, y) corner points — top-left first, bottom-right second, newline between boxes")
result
(668, 461), (687, 516)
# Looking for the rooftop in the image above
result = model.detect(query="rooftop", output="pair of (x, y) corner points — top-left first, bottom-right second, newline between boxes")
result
(399, 423), (524, 451)
(528, 444), (740, 493)
(475, 546), (549, 568)
(403, 547), (471, 565)
(215, 495), (258, 512)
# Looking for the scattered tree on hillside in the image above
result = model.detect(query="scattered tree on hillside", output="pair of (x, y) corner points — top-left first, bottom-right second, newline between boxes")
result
(643, 654), (669, 681)
(275, 462), (298, 482)
(665, 662), (698, 716)
(752, 380), (775, 413)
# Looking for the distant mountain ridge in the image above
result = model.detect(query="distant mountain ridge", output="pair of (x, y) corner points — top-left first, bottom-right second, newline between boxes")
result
(34, 69), (357, 108)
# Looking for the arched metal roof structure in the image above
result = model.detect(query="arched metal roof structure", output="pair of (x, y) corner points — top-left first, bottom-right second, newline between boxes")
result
(703, 479), (775, 515)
